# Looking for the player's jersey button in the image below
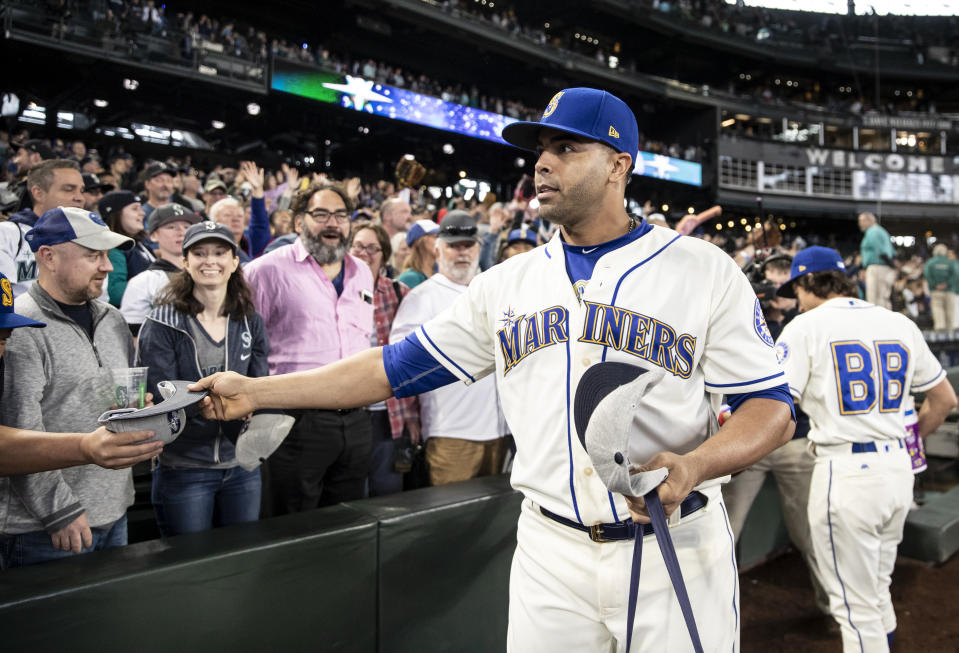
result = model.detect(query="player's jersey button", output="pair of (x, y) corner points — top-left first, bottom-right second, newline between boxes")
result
(582, 358), (591, 367)
(584, 467), (594, 476)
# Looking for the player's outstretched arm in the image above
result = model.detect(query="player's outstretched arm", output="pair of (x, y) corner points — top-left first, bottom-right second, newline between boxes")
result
(625, 398), (793, 521)
(918, 378), (958, 438)
(0, 426), (162, 476)
(192, 347), (394, 421)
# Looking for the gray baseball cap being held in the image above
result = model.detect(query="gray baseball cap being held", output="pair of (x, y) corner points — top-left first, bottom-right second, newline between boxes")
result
(181, 220), (238, 254)
(437, 210), (478, 244)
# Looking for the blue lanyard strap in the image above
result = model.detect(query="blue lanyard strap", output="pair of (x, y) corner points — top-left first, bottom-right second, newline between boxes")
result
(625, 490), (704, 653)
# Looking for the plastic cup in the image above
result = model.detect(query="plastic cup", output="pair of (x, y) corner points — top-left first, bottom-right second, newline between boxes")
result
(112, 367), (148, 409)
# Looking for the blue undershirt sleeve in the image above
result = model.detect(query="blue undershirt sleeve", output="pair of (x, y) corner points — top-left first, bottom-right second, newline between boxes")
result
(383, 331), (459, 398)
(726, 383), (796, 421)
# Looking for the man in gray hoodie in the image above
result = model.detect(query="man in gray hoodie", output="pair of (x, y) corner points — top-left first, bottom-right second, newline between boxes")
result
(0, 206), (138, 568)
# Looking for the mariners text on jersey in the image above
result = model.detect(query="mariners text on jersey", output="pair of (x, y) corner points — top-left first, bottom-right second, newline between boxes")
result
(497, 301), (695, 378)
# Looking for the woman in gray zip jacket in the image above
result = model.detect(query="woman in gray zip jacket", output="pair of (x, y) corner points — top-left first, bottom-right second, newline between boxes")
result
(136, 222), (270, 537)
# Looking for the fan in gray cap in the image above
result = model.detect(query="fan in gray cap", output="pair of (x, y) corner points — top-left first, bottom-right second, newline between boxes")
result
(98, 380), (209, 444)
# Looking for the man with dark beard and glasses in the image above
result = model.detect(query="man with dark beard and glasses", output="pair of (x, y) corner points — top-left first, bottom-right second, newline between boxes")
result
(244, 182), (375, 514)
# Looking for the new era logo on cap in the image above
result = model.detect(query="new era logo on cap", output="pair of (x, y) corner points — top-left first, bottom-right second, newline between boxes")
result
(25, 207), (134, 252)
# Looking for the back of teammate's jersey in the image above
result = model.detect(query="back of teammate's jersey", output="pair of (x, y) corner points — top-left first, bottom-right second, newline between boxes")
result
(776, 296), (944, 445)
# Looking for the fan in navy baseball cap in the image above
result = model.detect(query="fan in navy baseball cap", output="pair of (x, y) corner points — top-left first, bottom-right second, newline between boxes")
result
(776, 246), (847, 299)
(500, 88), (639, 160)
(0, 271), (45, 357)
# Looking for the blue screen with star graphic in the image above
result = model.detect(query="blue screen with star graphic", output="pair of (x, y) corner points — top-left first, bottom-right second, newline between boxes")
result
(272, 61), (702, 187)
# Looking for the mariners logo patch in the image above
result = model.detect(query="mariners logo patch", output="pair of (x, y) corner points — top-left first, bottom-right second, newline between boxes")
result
(775, 341), (789, 364)
(168, 411), (181, 434)
(543, 92), (563, 118)
(754, 299), (775, 347)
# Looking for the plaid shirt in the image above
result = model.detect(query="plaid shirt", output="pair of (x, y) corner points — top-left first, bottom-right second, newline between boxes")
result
(374, 273), (419, 438)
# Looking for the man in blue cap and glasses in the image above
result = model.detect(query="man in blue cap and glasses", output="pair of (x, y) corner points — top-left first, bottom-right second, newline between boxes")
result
(192, 88), (795, 652)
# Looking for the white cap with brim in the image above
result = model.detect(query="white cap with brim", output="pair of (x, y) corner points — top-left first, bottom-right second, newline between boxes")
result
(25, 206), (134, 252)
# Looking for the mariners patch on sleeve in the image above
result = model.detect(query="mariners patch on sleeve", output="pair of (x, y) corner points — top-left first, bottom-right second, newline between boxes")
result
(754, 299), (775, 347)
(775, 341), (789, 364)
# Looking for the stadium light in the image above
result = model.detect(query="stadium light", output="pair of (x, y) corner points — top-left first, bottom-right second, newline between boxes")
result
(123, 78), (139, 91)
(442, 143), (455, 155)
(93, 99), (109, 108)
(246, 102), (261, 116)
(211, 120), (225, 129)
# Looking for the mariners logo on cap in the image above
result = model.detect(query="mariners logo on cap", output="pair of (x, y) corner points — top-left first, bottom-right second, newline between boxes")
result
(168, 411), (181, 434)
(543, 92), (564, 118)
(753, 298), (775, 347)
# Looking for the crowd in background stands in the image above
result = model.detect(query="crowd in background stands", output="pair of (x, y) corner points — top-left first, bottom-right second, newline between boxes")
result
(648, 0), (959, 63)
(32, 0), (959, 124)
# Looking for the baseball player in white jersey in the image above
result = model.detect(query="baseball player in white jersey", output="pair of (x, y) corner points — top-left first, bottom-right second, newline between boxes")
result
(192, 87), (796, 652)
(774, 246), (957, 653)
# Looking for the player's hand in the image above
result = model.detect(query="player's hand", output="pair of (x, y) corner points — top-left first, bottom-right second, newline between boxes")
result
(189, 372), (258, 421)
(80, 427), (163, 469)
(623, 451), (704, 524)
(50, 513), (92, 553)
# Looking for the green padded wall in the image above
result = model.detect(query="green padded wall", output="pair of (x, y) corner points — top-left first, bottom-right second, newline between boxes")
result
(0, 505), (379, 653)
(348, 475), (521, 653)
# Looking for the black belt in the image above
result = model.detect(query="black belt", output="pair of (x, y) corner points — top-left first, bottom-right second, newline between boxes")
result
(539, 491), (708, 543)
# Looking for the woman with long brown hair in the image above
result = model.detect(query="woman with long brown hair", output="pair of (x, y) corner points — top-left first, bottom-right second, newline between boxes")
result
(136, 221), (270, 536)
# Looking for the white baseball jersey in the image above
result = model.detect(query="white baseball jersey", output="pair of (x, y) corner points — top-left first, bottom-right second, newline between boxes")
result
(776, 297), (944, 446)
(410, 224), (785, 525)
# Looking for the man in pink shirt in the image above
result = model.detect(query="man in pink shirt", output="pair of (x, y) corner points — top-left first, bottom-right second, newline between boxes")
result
(245, 182), (374, 515)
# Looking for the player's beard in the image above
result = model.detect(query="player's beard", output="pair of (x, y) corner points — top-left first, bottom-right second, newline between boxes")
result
(301, 227), (348, 265)
(536, 169), (607, 228)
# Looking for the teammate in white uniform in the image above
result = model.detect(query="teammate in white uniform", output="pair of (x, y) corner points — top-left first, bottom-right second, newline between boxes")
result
(774, 246), (957, 653)
(192, 87), (796, 652)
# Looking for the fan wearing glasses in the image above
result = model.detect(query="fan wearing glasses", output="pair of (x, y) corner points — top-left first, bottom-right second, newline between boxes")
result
(244, 182), (375, 515)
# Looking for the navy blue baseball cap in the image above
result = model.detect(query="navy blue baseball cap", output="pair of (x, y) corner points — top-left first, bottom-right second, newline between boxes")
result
(506, 225), (538, 247)
(0, 272), (45, 329)
(501, 88), (639, 158)
(776, 246), (847, 298)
